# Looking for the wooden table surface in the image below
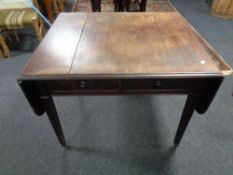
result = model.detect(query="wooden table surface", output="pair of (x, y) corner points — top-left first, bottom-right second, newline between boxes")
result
(21, 12), (231, 79)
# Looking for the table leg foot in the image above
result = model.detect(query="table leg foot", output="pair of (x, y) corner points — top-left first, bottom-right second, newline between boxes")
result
(174, 95), (197, 145)
(42, 96), (67, 147)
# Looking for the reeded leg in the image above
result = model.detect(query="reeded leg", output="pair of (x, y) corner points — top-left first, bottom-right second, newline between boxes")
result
(42, 96), (67, 147)
(174, 95), (197, 145)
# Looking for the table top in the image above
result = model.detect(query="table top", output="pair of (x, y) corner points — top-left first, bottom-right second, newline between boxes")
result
(21, 12), (232, 80)
(0, 0), (31, 11)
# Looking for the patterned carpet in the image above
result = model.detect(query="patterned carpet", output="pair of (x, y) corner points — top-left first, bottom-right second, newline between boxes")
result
(72, 0), (176, 12)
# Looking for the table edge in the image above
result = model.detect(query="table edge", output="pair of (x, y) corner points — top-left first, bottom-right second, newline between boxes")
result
(18, 72), (224, 81)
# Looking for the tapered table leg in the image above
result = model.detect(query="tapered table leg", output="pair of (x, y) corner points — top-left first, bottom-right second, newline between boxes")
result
(42, 96), (67, 147)
(174, 95), (197, 145)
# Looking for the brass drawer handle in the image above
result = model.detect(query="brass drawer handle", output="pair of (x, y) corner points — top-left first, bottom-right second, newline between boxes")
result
(79, 80), (87, 89)
(154, 80), (162, 88)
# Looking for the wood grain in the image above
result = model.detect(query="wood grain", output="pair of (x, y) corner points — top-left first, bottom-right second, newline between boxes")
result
(21, 12), (231, 79)
(22, 13), (88, 78)
(211, 0), (233, 19)
(70, 12), (221, 77)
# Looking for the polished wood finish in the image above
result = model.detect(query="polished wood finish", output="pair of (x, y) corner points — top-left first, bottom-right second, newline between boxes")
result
(22, 13), (87, 77)
(211, 0), (233, 19)
(18, 13), (232, 147)
(22, 12), (232, 79)
(71, 13), (220, 76)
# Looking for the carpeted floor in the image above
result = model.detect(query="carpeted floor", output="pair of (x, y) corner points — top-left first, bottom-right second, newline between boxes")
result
(0, 0), (232, 175)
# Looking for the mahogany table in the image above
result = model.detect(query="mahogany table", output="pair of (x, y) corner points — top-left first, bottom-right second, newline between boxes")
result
(18, 12), (232, 147)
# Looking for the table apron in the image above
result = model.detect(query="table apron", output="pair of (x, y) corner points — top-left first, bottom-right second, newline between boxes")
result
(18, 77), (223, 116)
(45, 78), (197, 95)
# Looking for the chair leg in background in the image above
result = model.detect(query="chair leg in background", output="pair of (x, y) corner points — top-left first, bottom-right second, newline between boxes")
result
(0, 49), (4, 59)
(32, 18), (43, 41)
(12, 30), (20, 42)
(0, 35), (12, 58)
(58, 0), (65, 12)
(52, 0), (60, 16)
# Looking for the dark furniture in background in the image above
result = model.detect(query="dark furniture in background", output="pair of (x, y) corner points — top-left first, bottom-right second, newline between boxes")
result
(90, 0), (101, 11)
(90, 0), (147, 12)
(18, 13), (232, 147)
(205, 0), (213, 6)
(210, 0), (233, 19)
(127, 0), (147, 11)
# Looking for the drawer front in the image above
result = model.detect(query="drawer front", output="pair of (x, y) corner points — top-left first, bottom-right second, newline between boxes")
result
(123, 79), (194, 91)
(46, 78), (195, 94)
(47, 80), (119, 92)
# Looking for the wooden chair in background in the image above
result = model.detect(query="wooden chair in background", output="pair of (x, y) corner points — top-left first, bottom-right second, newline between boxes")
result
(210, 0), (233, 19)
(0, 10), (46, 42)
(0, 0), (46, 41)
(0, 49), (3, 58)
(0, 33), (12, 58)
(0, 0), (66, 59)
(41, 0), (66, 22)
(0, 0), (47, 58)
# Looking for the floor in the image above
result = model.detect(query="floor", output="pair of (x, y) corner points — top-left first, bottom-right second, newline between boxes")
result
(0, 0), (232, 175)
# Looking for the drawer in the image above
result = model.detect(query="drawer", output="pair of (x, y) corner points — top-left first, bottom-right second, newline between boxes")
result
(47, 80), (119, 92)
(46, 79), (195, 94)
(123, 79), (194, 91)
